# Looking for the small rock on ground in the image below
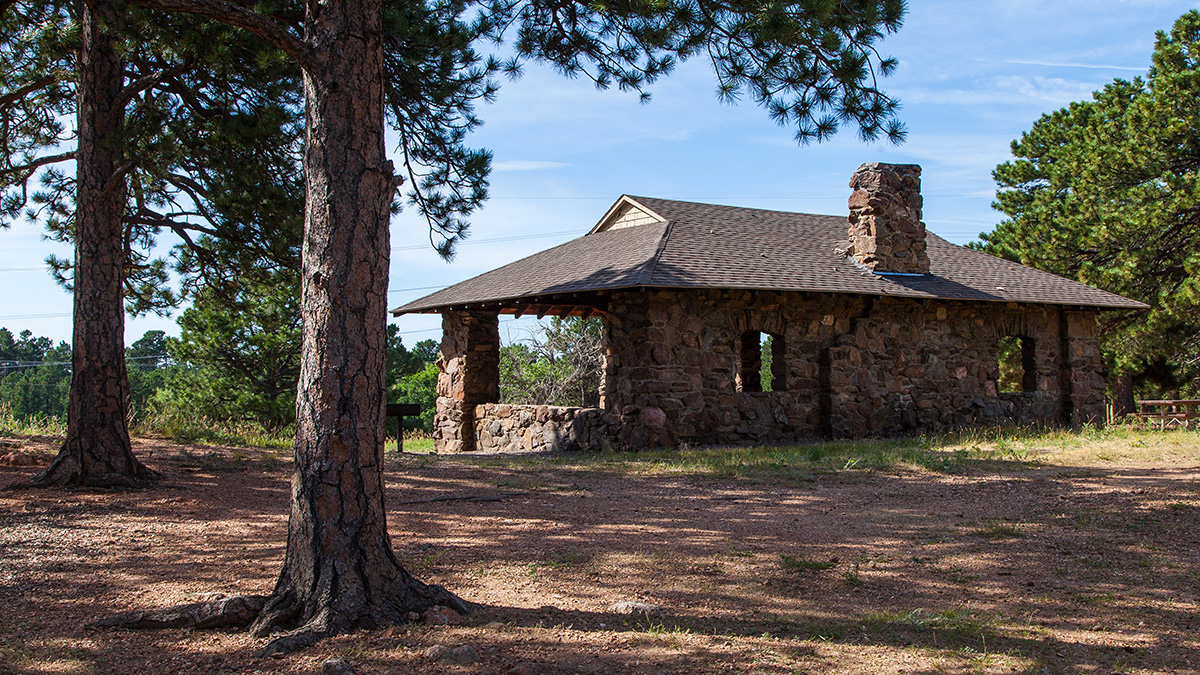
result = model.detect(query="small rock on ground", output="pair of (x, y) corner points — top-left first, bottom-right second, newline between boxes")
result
(322, 656), (356, 675)
(425, 644), (479, 664)
(421, 605), (462, 625)
(606, 601), (661, 616)
(0, 452), (40, 467)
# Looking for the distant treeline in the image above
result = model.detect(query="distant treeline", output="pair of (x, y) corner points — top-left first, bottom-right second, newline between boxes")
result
(0, 316), (612, 436)
(0, 325), (439, 434)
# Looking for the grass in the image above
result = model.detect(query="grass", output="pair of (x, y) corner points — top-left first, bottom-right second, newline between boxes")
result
(841, 562), (864, 587)
(869, 607), (1002, 635)
(463, 423), (1200, 480)
(0, 404), (66, 437)
(0, 401), (445, 455)
(134, 410), (294, 449)
(6, 405), (1197, 480)
(780, 554), (835, 572)
(976, 519), (1025, 539)
(388, 432), (435, 455)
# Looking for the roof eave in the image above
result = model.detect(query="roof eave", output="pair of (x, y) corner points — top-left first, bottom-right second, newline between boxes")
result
(391, 282), (1149, 315)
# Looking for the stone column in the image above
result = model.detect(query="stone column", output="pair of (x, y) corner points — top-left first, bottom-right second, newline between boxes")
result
(847, 163), (929, 274)
(1060, 310), (1105, 426)
(434, 311), (499, 452)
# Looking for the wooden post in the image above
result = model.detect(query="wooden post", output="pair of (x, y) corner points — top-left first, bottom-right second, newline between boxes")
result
(385, 403), (420, 452)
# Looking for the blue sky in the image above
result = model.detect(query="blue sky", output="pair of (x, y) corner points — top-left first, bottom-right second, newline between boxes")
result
(2, 0), (1198, 347)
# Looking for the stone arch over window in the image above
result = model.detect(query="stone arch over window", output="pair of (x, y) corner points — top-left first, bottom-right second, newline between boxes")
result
(737, 330), (786, 392)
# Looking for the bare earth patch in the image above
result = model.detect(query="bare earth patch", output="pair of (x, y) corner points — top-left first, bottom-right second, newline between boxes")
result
(2, 432), (1199, 674)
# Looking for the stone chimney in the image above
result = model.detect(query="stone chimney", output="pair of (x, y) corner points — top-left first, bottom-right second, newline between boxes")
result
(846, 163), (929, 274)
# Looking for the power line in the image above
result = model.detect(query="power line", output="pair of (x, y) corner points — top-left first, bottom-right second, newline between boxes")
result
(0, 354), (170, 371)
(387, 284), (447, 295)
(0, 312), (71, 320)
(392, 230), (577, 252)
(0, 357), (70, 367)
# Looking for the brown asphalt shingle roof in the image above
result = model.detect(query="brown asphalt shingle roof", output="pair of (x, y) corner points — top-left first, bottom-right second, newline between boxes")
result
(392, 196), (1147, 314)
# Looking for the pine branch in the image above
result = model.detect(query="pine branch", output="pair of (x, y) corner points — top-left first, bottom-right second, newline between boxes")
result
(122, 0), (312, 67)
(0, 151), (76, 178)
(0, 76), (58, 110)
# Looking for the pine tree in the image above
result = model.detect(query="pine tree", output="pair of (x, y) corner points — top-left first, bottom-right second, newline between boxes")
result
(981, 10), (1200, 396)
(72, 0), (909, 652)
(2, 0), (303, 486)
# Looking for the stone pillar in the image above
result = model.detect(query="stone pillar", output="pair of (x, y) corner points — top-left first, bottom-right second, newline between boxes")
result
(847, 163), (929, 274)
(434, 311), (499, 453)
(1060, 310), (1106, 426)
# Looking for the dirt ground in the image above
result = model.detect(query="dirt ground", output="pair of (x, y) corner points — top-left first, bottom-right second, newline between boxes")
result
(1, 433), (1199, 675)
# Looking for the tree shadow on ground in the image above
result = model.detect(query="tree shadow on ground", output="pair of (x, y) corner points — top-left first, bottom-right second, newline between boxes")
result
(1, 439), (1199, 674)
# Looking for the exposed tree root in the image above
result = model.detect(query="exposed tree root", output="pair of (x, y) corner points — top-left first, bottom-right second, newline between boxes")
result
(26, 446), (161, 489)
(88, 595), (268, 630)
(430, 583), (473, 615)
(249, 578), (473, 657)
(259, 623), (329, 659)
(85, 579), (473, 658)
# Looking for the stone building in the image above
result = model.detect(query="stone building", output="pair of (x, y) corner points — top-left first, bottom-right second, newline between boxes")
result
(392, 163), (1146, 453)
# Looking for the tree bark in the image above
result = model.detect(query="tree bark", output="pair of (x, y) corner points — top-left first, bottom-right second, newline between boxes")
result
(33, 0), (157, 489)
(246, 0), (463, 652)
(1113, 373), (1135, 419)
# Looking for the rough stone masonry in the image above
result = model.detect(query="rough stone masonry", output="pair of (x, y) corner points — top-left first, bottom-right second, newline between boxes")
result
(847, 163), (929, 274)
(426, 162), (1118, 453)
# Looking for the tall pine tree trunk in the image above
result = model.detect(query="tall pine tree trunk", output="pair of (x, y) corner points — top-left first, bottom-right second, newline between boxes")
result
(34, 0), (156, 488)
(247, 0), (461, 651)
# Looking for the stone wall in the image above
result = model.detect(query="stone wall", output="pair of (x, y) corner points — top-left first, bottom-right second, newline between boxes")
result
(600, 289), (1106, 447)
(433, 292), (1108, 453)
(472, 403), (610, 453)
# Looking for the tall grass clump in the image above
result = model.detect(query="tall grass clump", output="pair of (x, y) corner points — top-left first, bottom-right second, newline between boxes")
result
(133, 408), (293, 449)
(0, 403), (67, 437)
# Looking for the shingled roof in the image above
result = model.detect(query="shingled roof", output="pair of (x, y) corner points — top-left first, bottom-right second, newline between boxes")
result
(392, 196), (1147, 314)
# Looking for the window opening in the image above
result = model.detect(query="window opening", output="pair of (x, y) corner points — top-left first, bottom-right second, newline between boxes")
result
(738, 331), (786, 392)
(997, 335), (1036, 393)
(499, 316), (604, 406)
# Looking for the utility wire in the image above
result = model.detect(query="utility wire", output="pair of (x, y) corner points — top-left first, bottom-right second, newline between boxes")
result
(387, 284), (447, 295)
(0, 312), (71, 320)
(0, 354), (169, 371)
(392, 230), (577, 251)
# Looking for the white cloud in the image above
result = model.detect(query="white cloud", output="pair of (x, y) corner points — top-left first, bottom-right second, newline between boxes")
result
(993, 75), (1103, 103)
(986, 57), (1146, 72)
(898, 75), (1100, 106)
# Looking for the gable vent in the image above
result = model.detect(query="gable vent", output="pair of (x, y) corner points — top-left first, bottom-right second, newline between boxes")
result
(590, 196), (667, 234)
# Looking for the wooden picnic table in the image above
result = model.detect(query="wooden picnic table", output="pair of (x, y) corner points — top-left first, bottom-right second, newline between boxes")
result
(1136, 399), (1200, 430)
